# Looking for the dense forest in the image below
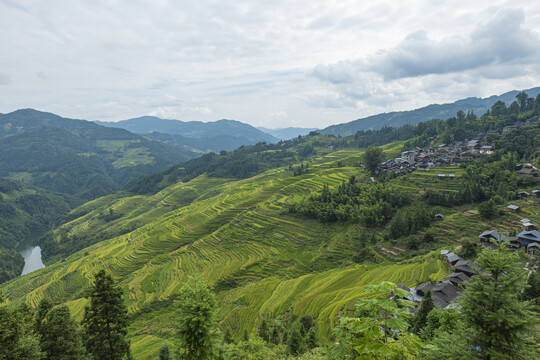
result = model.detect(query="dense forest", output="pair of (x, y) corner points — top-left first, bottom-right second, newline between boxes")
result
(0, 178), (75, 283)
(0, 109), (193, 201)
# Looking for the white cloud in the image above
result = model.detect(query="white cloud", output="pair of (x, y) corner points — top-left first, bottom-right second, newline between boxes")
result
(0, 1), (540, 128)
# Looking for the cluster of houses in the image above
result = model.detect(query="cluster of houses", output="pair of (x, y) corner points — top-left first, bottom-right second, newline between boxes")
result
(379, 134), (495, 174)
(398, 250), (480, 310)
(478, 220), (540, 254)
(502, 118), (538, 133)
(398, 214), (540, 311)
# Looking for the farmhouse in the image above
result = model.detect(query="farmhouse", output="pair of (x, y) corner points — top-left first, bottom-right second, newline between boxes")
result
(517, 191), (530, 199)
(507, 204), (520, 213)
(452, 259), (479, 277)
(516, 230), (540, 244)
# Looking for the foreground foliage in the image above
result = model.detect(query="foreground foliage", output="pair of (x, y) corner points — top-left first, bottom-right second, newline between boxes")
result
(424, 243), (540, 359)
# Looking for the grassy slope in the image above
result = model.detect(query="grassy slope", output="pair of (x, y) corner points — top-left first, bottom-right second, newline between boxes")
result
(2, 142), (537, 359)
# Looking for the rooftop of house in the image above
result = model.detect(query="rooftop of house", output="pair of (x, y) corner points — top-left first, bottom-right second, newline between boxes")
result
(516, 230), (540, 242)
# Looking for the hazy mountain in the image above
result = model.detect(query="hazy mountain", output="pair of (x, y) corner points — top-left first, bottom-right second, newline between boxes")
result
(95, 116), (280, 144)
(321, 87), (540, 136)
(0, 109), (195, 200)
(256, 127), (319, 140)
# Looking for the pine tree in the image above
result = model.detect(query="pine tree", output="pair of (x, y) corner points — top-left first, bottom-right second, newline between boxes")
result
(287, 326), (306, 356)
(39, 304), (86, 360)
(158, 344), (170, 360)
(304, 327), (319, 350)
(411, 289), (434, 335)
(460, 243), (539, 359)
(270, 327), (280, 345)
(299, 315), (314, 336)
(81, 270), (131, 360)
(0, 297), (43, 360)
(175, 276), (220, 360)
(34, 297), (53, 335)
(223, 328), (234, 344)
(258, 319), (269, 342)
(425, 243), (540, 359)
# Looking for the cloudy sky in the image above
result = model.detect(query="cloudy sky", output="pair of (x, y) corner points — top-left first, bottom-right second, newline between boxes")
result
(1, 0), (540, 128)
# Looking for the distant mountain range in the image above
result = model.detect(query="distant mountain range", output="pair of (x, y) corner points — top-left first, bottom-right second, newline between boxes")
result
(321, 87), (540, 136)
(95, 116), (280, 144)
(256, 127), (319, 140)
(0, 109), (193, 200)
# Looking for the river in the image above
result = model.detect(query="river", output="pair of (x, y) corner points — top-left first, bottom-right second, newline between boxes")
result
(19, 245), (46, 275)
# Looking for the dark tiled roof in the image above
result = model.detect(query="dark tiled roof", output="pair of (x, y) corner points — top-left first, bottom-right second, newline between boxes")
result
(445, 252), (461, 264)
(444, 272), (471, 286)
(432, 283), (461, 308)
(416, 282), (433, 296)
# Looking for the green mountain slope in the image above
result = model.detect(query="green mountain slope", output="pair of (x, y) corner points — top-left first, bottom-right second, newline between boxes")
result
(321, 86), (540, 135)
(0, 141), (449, 358)
(0, 109), (197, 200)
(0, 177), (75, 283)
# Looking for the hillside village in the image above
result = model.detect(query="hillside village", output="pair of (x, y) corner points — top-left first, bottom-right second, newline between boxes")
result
(400, 214), (540, 312)
(379, 118), (539, 175)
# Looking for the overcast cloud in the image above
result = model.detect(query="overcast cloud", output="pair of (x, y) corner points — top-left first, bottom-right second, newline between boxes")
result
(1, 0), (540, 128)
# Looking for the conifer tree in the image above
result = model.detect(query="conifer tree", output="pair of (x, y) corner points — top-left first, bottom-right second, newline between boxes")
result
(0, 295), (43, 360)
(81, 270), (131, 360)
(258, 319), (269, 342)
(304, 327), (319, 350)
(287, 326), (306, 356)
(34, 297), (53, 335)
(411, 288), (434, 335)
(175, 276), (220, 360)
(270, 327), (280, 345)
(39, 304), (86, 360)
(158, 344), (170, 360)
(425, 243), (540, 359)
(223, 328), (234, 344)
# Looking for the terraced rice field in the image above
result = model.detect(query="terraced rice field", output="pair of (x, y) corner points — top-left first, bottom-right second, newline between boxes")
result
(0, 147), (455, 359)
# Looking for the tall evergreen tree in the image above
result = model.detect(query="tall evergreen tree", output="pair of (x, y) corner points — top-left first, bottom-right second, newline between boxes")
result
(158, 344), (170, 360)
(304, 327), (319, 350)
(425, 243), (540, 359)
(81, 270), (131, 360)
(0, 295), (43, 360)
(287, 326), (305, 356)
(223, 328), (234, 344)
(175, 276), (220, 360)
(258, 319), (269, 342)
(270, 327), (280, 345)
(38, 304), (86, 360)
(411, 289), (434, 335)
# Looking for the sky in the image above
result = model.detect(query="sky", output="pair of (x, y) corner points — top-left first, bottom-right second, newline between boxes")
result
(1, 0), (540, 129)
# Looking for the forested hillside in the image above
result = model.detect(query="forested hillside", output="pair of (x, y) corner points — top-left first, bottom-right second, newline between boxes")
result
(1, 91), (540, 359)
(0, 109), (196, 201)
(0, 178), (75, 283)
(322, 86), (540, 135)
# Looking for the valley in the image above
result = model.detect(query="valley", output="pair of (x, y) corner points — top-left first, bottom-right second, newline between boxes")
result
(1, 90), (540, 359)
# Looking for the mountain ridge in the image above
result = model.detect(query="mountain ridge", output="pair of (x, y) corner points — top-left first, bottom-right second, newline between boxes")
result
(95, 116), (280, 144)
(321, 86), (540, 136)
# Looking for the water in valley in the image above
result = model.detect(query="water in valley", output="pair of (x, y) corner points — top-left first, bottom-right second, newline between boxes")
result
(19, 245), (45, 275)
